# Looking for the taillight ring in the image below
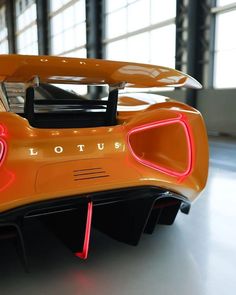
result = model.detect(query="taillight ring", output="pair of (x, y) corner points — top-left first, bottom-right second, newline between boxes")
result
(0, 138), (7, 166)
(127, 114), (193, 179)
(0, 124), (7, 164)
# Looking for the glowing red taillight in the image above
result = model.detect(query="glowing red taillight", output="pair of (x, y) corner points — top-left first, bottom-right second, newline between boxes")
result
(0, 125), (15, 191)
(0, 140), (5, 162)
(0, 125), (6, 166)
(127, 114), (193, 180)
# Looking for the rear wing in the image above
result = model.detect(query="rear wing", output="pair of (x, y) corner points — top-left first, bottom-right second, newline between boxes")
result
(0, 54), (201, 89)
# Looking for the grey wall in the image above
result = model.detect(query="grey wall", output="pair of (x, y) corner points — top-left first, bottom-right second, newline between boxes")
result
(197, 89), (236, 137)
(158, 89), (236, 137)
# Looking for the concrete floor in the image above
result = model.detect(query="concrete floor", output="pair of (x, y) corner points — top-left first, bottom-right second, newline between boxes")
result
(0, 137), (236, 295)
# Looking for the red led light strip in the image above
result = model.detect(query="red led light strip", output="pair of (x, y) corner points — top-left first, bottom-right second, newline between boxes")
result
(0, 125), (7, 166)
(0, 140), (5, 163)
(75, 201), (93, 260)
(127, 114), (193, 179)
(0, 124), (15, 192)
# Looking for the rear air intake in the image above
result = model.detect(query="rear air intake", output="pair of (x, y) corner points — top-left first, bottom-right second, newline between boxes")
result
(127, 114), (193, 179)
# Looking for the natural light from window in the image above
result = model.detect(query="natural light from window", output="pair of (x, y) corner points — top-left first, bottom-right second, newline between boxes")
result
(0, 5), (8, 53)
(105, 0), (176, 68)
(214, 2), (236, 88)
(49, 0), (87, 58)
(49, 0), (87, 94)
(15, 0), (38, 54)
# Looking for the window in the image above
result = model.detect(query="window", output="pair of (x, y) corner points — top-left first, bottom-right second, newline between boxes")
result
(217, 0), (236, 5)
(0, 6), (8, 54)
(49, 0), (87, 94)
(49, 0), (86, 58)
(105, 0), (176, 68)
(15, 0), (38, 54)
(212, 1), (236, 88)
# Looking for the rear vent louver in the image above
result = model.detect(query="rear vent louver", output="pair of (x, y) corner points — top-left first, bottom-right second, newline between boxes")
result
(73, 168), (110, 181)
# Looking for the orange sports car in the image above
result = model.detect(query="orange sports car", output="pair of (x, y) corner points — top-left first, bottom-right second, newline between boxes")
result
(0, 54), (208, 266)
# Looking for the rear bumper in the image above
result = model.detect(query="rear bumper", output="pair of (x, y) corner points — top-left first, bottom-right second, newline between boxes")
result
(0, 186), (191, 267)
(0, 186), (190, 221)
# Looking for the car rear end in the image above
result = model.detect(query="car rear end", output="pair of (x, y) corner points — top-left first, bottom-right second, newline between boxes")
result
(0, 55), (208, 267)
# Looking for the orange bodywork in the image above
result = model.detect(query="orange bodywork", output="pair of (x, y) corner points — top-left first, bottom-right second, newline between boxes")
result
(0, 55), (208, 213)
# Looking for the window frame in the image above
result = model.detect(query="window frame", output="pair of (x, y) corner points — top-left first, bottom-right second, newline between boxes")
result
(211, 1), (236, 89)
(103, 0), (176, 68)
(48, 0), (87, 57)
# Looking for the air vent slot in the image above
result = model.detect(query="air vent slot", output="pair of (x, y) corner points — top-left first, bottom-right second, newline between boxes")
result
(73, 168), (110, 181)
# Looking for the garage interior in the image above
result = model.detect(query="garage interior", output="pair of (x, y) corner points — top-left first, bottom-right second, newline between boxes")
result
(0, 0), (236, 294)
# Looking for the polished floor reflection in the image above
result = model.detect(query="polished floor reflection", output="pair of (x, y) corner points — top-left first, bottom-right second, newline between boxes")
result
(0, 137), (236, 295)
